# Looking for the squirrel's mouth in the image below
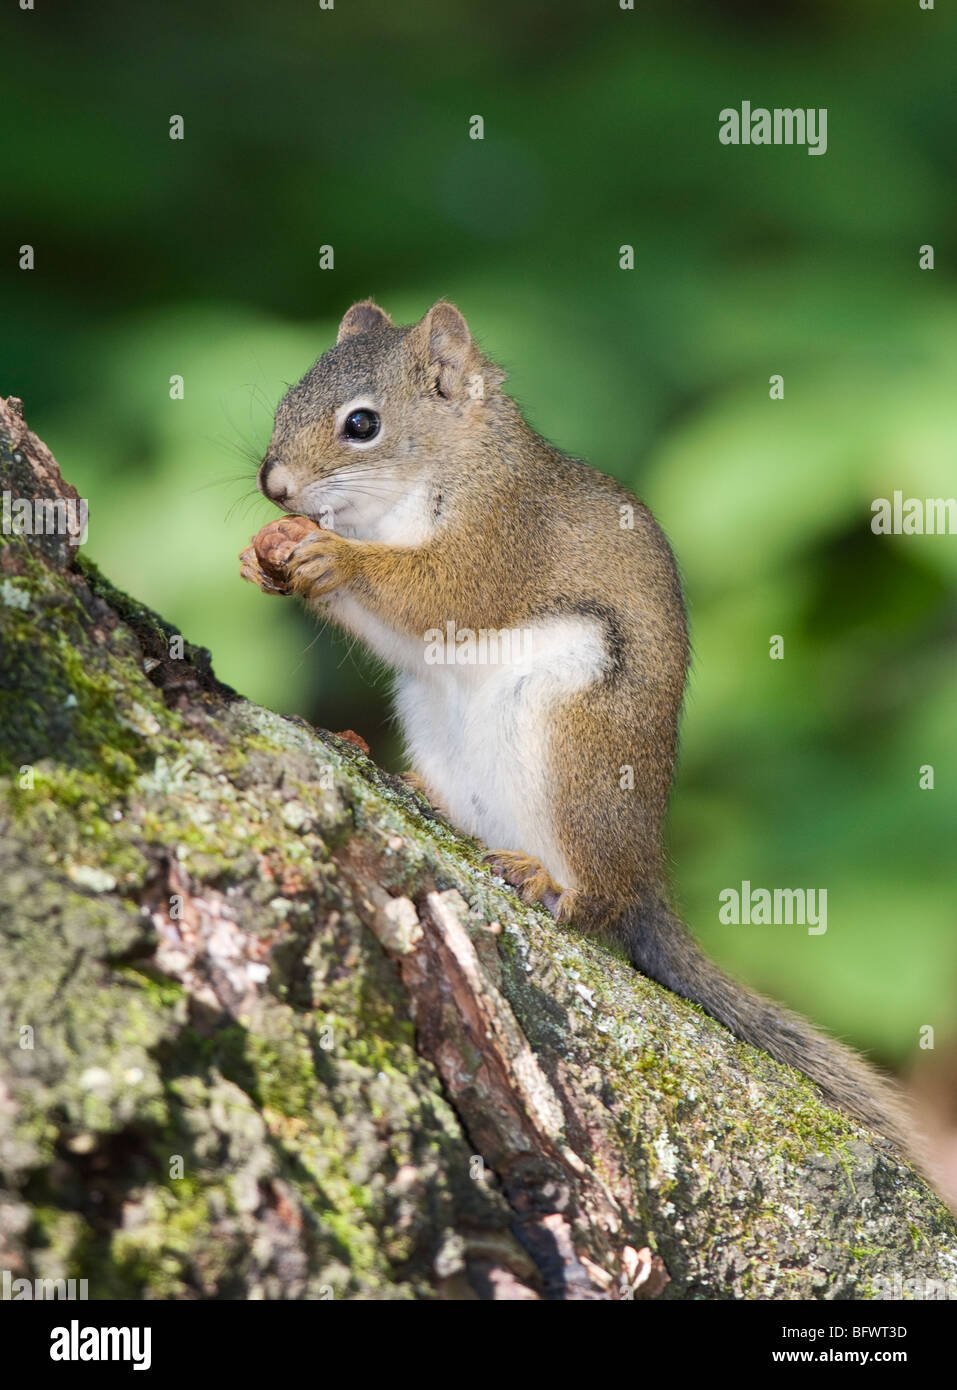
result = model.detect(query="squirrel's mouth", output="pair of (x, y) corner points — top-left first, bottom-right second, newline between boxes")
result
(294, 485), (349, 535)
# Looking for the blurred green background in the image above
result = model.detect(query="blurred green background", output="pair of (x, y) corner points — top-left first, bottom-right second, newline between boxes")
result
(2, 0), (955, 1071)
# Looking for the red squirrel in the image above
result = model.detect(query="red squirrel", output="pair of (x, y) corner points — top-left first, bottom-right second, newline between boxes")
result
(240, 298), (915, 1160)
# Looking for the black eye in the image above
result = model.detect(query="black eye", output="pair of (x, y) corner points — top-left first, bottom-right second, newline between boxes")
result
(343, 408), (380, 441)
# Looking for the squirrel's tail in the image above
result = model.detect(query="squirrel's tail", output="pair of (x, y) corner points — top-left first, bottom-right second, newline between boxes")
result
(618, 894), (918, 1162)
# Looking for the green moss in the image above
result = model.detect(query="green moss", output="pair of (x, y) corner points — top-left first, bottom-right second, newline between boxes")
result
(0, 563), (172, 782)
(118, 968), (187, 1011)
(243, 1032), (322, 1119)
(3, 483), (955, 1301)
(109, 1186), (219, 1299)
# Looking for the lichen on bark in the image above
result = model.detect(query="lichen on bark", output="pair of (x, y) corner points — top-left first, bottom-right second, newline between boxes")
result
(1, 394), (955, 1301)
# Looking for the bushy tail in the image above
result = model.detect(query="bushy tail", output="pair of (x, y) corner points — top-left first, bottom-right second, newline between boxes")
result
(618, 895), (918, 1162)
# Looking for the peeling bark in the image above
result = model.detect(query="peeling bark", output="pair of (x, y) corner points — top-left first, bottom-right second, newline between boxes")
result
(1, 395), (955, 1301)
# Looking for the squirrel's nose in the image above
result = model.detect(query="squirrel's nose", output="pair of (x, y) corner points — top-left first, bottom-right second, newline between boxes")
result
(259, 457), (289, 505)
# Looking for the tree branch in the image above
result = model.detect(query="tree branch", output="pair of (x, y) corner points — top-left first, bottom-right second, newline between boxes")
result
(1, 395), (954, 1300)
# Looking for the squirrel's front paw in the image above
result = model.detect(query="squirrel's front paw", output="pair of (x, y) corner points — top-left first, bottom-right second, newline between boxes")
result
(239, 543), (289, 595)
(284, 527), (354, 599)
(239, 516), (322, 596)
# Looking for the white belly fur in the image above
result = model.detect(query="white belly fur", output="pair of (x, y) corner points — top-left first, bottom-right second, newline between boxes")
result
(310, 482), (608, 889)
(326, 596), (609, 888)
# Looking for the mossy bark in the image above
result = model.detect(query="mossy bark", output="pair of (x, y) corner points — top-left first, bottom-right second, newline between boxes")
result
(1, 394), (955, 1301)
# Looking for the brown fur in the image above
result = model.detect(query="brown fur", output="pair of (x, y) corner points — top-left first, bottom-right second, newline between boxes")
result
(240, 299), (919, 1165)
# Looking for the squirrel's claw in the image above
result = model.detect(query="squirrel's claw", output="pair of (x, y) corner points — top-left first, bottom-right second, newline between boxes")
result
(239, 516), (323, 595)
(239, 542), (291, 595)
(484, 850), (564, 914)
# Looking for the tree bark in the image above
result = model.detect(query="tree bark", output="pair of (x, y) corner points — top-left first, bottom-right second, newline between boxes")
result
(1, 394), (955, 1301)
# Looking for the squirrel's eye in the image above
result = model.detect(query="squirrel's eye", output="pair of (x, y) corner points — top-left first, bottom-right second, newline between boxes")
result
(343, 408), (380, 442)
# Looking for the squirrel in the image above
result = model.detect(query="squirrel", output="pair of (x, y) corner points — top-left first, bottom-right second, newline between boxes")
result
(239, 298), (915, 1162)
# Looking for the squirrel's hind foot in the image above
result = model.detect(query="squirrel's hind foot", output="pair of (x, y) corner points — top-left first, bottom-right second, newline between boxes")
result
(484, 851), (619, 932)
(483, 850), (563, 913)
(400, 770), (450, 817)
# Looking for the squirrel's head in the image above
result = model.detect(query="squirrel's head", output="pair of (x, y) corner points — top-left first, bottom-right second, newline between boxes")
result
(259, 299), (507, 530)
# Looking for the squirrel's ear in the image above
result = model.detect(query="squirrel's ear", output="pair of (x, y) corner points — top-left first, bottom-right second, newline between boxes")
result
(411, 300), (478, 398)
(336, 300), (393, 344)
